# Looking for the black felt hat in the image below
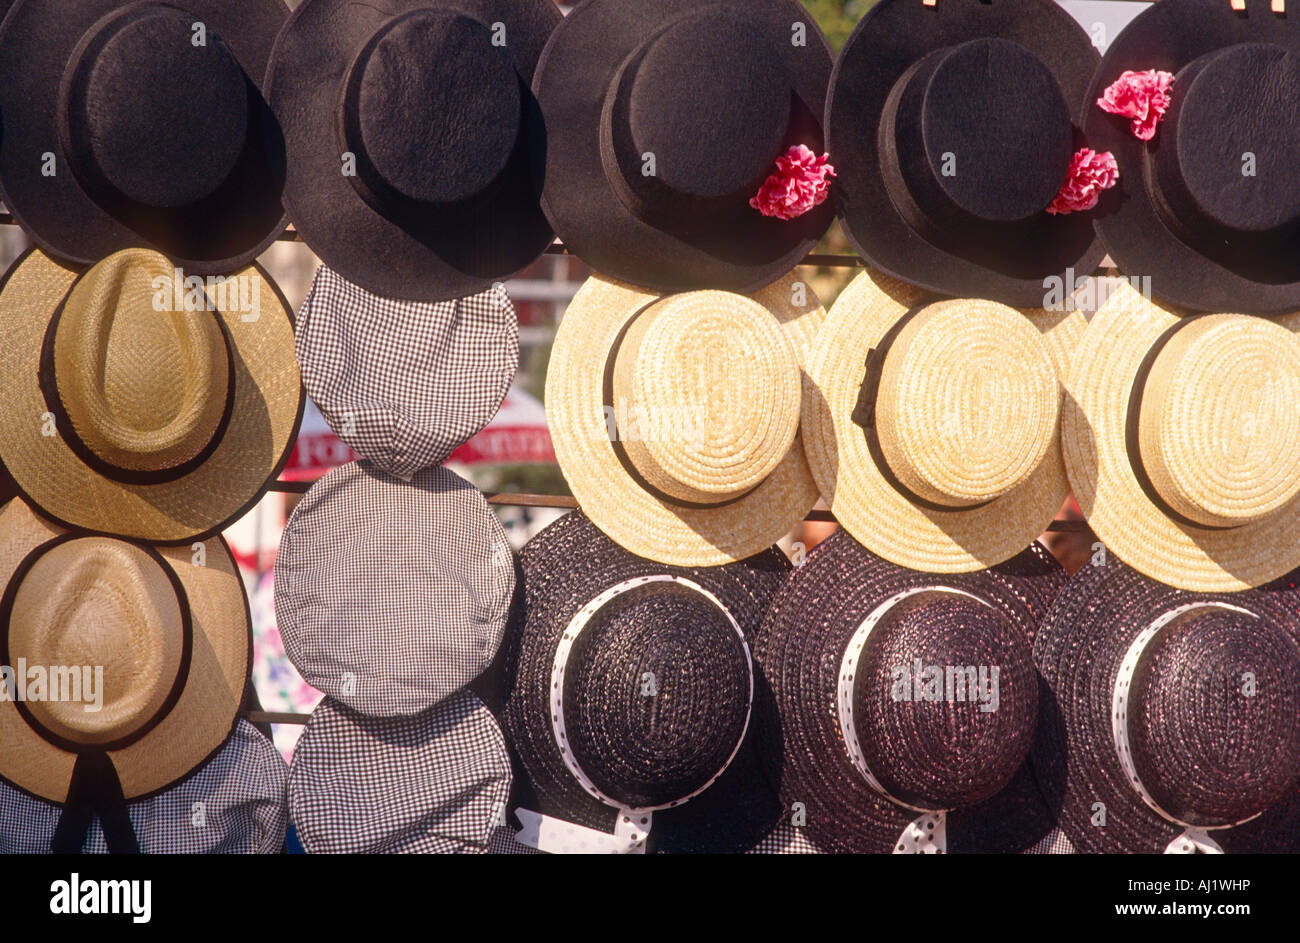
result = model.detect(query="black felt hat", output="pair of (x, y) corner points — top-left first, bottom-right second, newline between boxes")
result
(752, 529), (1067, 854)
(1033, 555), (1300, 854)
(501, 511), (787, 854)
(827, 0), (1105, 306)
(1085, 0), (1300, 314)
(0, 0), (288, 274)
(266, 0), (560, 302)
(531, 0), (835, 295)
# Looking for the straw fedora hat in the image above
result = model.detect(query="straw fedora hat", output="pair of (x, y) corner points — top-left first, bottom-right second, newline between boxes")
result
(546, 273), (824, 567)
(1085, 0), (1300, 314)
(266, 0), (560, 302)
(1033, 556), (1300, 853)
(827, 0), (1105, 306)
(531, 0), (835, 295)
(803, 267), (1084, 573)
(0, 498), (251, 851)
(501, 511), (786, 853)
(1063, 281), (1300, 591)
(0, 248), (302, 544)
(753, 529), (1066, 854)
(0, 0), (288, 273)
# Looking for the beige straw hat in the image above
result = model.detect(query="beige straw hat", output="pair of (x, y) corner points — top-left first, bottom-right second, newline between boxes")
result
(546, 272), (824, 566)
(803, 267), (1084, 572)
(1063, 280), (1300, 591)
(0, 499), (250, 803)
(0, 248), (302, 543)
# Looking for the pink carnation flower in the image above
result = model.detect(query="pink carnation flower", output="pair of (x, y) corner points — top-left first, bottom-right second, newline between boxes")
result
(1096, 69), (1174, 141)
(749, 145), (836, 221)
(1046, 148), (1119, 215)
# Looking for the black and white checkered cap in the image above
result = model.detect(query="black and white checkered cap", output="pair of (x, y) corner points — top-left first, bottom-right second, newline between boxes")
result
(289, 692), (511, 854)
(276, 460), (515, 717)
(295, 265), (519, 481)
(0, 720), (289, 854)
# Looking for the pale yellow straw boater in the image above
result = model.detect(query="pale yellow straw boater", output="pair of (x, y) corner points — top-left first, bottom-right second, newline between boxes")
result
(0, 248), (302, 543)
(802, 267), (1084, 572)
(1063, 280), (1300, 592)
(0, 498), (249, 805)
(545, 272), (824, 566)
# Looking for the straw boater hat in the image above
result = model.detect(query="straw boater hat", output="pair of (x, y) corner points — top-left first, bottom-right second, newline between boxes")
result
(531, 0), (835, 294)
(753, 529), (1066, 854)
(827, 0), (1105, 306)
(0, 248), (302, 544)
(0, 0), (288, 272)
(267, 0), (561, 301)
(1063, 280), (1300, 591)
(1085, 0), (1300, 314)
(546, 273), (824, 567)
(802, 267), (1084, 573)
(0, 499), (252, 853)
(501, 512), (787, 854)
(294, 265), (519, 482)
(1033, 556), (1300, 853)
(289, 692), (512, 854)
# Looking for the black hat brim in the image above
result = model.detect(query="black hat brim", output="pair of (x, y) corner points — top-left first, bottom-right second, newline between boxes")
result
(0, 0), (288, 274)
(828, 0), (1104, 306)
(531, 0), (834, 295)
(752, 529), (1066, 854)
(266, 0), (560, 302)
(501, 511), (787, 854)
(1085, 0), (1300, 314)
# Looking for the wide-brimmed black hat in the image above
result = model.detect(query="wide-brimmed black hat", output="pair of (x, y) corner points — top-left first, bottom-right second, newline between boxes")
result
(0, 0), (288, 273)
(266, 0), (560, 302)
(1085, 0), (1300, 313)
(501, 511), (787, 853)
(753, 529), (1066, 854)
(531, 0), (835, 294)
(1033, 554), (1300, 854)
(828, 0), (1105, 306)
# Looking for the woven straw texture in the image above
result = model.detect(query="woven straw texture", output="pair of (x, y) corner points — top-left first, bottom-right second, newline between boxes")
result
(0, 249), (302, 543)
(802, 267), (1081, 572)
(1063, 279), (1300, 590)
(1032, 555), (1300, 853)
(753, 529), (1066, 853)
(501, 511), (787, 853)
(545, 272), (824, 566)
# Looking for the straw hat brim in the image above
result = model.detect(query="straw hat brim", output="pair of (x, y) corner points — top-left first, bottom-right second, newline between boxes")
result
(753, 529), (1066, 853)
(802, 268), (1082, 572)
(0, 249), (303, 544)
(546, 272), (824, 567)
(1062, 281), (1300, 591)
(1032, 557), (1300, 853)
(0, 499), (250, 803)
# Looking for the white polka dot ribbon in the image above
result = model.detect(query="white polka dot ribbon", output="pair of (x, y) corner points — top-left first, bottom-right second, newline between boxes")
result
(515, 575), (754, 854)
(1111, 602), (1261, 855)
(837, 585), (994, 855)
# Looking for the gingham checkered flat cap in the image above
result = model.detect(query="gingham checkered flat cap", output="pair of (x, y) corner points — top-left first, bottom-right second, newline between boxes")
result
(0, 721), (289, 854)
(295, 265), (519, 481)
(288, 692), (511, 854)
(276, 461), (515, 718)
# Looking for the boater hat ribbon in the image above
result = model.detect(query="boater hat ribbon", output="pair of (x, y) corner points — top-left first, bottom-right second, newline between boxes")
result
(1113, 602), (1263, 854)
(838, 585), (995, 854)
(514, 575), (754, 854)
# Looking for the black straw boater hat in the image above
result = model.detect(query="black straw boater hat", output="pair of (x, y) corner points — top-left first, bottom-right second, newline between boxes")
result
(1085, 0), (1300, 313)
(501, 511), (787, 853)
(0, 0), (288, 273)
(1033, 555), (1300, 854)
(753, 529), (1066, 854)
(267, 0), (560, 302)
(828, 0), (1106, 306)
(531, 0), (835, 294)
